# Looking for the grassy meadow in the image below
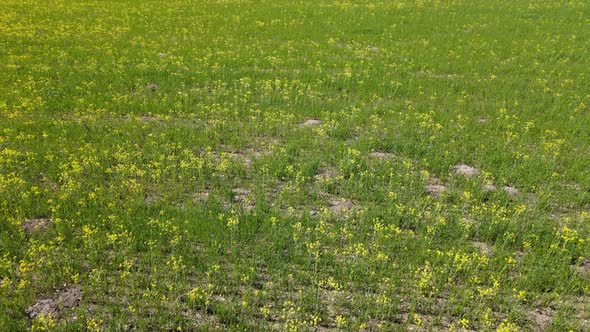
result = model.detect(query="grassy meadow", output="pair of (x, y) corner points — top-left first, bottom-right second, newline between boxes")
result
(1, 0), (590, 330)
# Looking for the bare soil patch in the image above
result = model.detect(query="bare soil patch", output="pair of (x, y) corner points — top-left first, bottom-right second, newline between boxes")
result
(503, 186), (521, 197)
(145, 82), (159, 93)
(452, 164), (479, 178)
(327, 197), (356, 215)
(426, 179), (446, 197)
(26, 299), (59, 319)
(58, 285), (83, 308)
(232, 187), (255, 211)
(573, 258), (590, 276)
(315, 167), (336, 182)
(484, 184), (497, 192)
(528, 308), (553, 330)
(300, 119), (321, 127)
(22, 218), (53, 233)
(472, 241), (493, 256)
(368, 151), (396, 159)
(192, 188), (211, 203)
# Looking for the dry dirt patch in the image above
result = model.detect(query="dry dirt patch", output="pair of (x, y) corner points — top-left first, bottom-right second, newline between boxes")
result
(368, 151), (396, 159)
(452, 164), (479, 178)
(232, 187), (255, 211)
(484, 184), (497, 192)
(192, 188), (211, 203)
(503, 186), (521, 197)
(472, 241), (493, 256)
(327, 197), (356, 215)
(232, 188), (251, 202)
(145, 82), (159, 93)
(26, 286), (83, 320)
(300, 119), (321, 127)
(528, 308), (554, 330)
(425, 179), (446, 197)
(211, 144), (273, 167)
(58, 285), (83, 308)
(22, 218), (53, 234)
(315, 167), (336, 182)
(26, 299), (59, 319)
(573, 258), (590, 276)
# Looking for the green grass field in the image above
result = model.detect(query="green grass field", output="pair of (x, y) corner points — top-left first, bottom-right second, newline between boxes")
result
(1, 0), (589, 330)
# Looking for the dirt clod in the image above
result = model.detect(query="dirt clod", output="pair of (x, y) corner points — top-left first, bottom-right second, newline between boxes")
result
(503, 186), (521, 197)
(472, 241), (493, 256)
(58, 286), (83, 308)
(484, 184), (497, 192)
(426, 183), (446, 197)
(26, 299), (59, 319)
(452, 164), (479, 178)
(145, 83), (159, 92)
(300, 119), (321, 127)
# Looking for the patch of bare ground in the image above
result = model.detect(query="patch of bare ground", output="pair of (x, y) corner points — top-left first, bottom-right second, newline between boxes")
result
(139, 114), (161, 123)
(527, 308), (554, 331)
(368, 151), (396, 159)
(232, 187), (251, 201)
(503, 186), (521, 197)
(232, 187), (255, 211)
(572, 258), (590, 276)
(484, 184), (497, 192)
(314, 167), (336, 182)
(26, 299), (59, 319)
(26, 285), (83, 320)
(223, 150), (253, 167)
(58, 285), (83, 308)
(299, 119), (321, 127)
(425, 178), (446, 197)
(265, 180), (285, 199)
(209, 143), (274, 167)
(279, 205), (321, 219)
(144, 192), (162, 206)
(192, 187), (211, 203)
(22, 218), (53, 234)
(182, 308), (221, 328)
(471, 241), (493, 256)
(145, 82), (159, 93)
(452, 164), (479, 178)
(315, 192), (359, 218)
(322, 290), (350, 317)
(327, 197), (356, 215)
